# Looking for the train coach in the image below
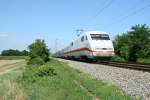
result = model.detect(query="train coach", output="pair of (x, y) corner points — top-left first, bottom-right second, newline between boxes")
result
(55, 31), (115, 61)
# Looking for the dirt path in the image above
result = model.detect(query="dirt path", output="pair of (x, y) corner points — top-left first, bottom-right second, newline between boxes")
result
(0, 60), (25, 74)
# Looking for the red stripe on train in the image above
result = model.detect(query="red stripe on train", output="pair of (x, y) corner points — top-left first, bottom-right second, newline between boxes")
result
(72, 48), (96, 52)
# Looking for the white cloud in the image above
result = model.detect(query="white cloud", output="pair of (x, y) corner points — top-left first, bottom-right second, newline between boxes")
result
(0, 33), (8, 37)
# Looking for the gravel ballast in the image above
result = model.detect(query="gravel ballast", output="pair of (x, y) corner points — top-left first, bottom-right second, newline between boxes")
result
(58, 59), (150, 100)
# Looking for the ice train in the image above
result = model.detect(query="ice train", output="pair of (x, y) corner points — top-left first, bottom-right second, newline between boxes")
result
(55, 31), (115, 61)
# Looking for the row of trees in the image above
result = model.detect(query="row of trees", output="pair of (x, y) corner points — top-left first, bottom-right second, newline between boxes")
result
(1, 49), (28, 56)
(0, 39), (50, 65)
(113, 24), (150, 62)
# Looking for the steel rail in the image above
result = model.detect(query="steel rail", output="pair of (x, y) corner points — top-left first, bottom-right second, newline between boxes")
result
(97, 61), (150, 72)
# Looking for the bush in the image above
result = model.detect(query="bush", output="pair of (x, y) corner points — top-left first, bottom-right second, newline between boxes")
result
(22, 64), (56, 83)
(22, 65), (38, 83)
(137, 58), (150, 64)
(111, 55), (126, 62)
(27, 57), (45, 65)
(28, 39), (50, 65)
(36, 65), (56, 77)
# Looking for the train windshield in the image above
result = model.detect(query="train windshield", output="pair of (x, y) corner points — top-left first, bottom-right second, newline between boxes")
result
(90, 34), (110, 40)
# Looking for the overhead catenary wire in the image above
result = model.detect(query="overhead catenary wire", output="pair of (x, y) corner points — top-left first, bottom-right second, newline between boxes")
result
(107, 0), (143, 23)
(105, 3), (150, 29)
(88, 0), (114, 21)
(80, 0), (114, 31)
(80, 0), (150, 31)
(76, 1), (150, 40)
(88, 0), (113, 28)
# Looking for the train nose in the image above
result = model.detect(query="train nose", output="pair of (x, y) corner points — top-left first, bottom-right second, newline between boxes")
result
(93, 50), (115, 57)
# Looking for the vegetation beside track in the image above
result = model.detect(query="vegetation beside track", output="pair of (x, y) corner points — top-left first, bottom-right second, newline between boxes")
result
(0, 59), (132, 100)
(0, 39), (133, 100)
(137, 58), (150, 64)
(20, 59), (132, 100)
(113, 24), (150, 64)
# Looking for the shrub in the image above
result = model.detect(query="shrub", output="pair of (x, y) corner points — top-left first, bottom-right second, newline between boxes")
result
(22, 65), (38, 83)
(22, 64), (56, 83)
(28, 39), (50, 65)
(27, 57), (45, 65)
(111, 55), (126, 62)
(36, 65), (56, 77)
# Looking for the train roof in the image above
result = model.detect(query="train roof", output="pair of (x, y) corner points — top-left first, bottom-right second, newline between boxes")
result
(77, 31), (107, 36)
(83, 31), (108, 36)
(73, 31), (108, 41)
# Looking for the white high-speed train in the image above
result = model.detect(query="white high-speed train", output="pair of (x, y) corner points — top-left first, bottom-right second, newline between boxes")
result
(55, 31), (115, 61)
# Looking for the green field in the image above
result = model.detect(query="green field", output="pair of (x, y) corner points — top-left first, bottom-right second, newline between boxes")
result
(0, 59), (132, 100)
(0, 56), (28, 60)
(0, 62), (26, 100)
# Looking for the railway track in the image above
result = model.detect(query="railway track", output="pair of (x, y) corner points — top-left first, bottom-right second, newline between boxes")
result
(57, 58), (150, 72)
(97, 61), (150, 72)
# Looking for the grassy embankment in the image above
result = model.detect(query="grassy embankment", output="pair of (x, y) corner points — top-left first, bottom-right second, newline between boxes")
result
(21, 60), (131, 100)
(0, 57), (132, 100)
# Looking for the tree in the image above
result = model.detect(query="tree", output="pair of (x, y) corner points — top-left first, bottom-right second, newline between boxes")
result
(113, 34), (130, 60)
(21, 50), (28, 56)
(28, 39), (50, 65)
(113, 24), (150, 62)
(139, 44), (150, 58)
(1, 49), (28, 56)
(128, 24), (150, 61)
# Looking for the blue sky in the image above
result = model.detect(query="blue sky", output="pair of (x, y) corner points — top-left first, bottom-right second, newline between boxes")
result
(0, 0), (150, 53)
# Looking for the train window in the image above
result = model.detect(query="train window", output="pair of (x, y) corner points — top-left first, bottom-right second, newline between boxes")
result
(90, 34), (110, 40)
(71, 42), (73, 46)
(86, 36), (88, 40)
(81, 36), (84, 42)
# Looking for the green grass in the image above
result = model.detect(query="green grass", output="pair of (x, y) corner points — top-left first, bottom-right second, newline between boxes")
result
(0, 56), (28, 60)
(111, 55), (150, 64)
(0, 68), (26, 100)
(111, 55), (126, 62)
(0, 59), (133, 100)
(137, 58), (150, 64)
(21, 60), (132, 100)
